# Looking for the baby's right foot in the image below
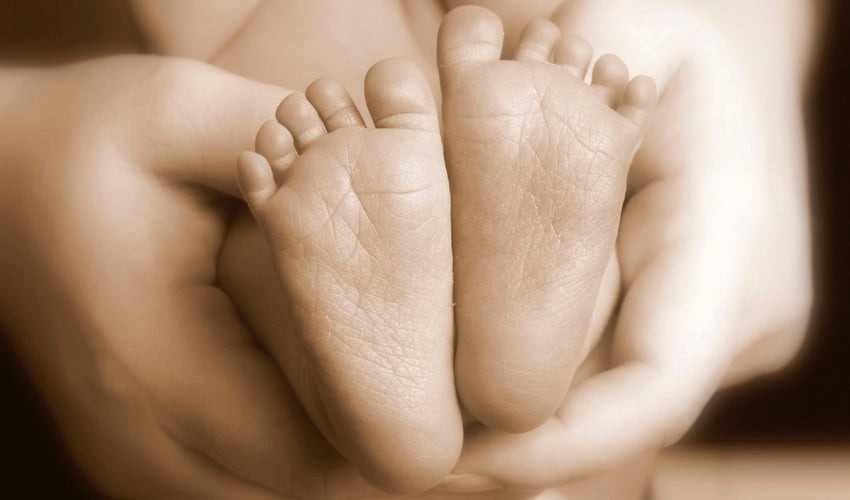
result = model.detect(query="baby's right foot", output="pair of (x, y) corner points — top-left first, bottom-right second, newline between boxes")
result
(438, 6), (656, 431)
(237, 59), (460, 493)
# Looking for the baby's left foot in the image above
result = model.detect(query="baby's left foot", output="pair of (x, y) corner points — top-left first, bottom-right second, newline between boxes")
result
(438, 6), (656, 432)
(237, 59), (460, 493)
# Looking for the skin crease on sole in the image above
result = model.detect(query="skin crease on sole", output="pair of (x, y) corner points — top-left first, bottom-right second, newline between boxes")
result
(237, 58), (462, 494)
(438, 6), (656, 432)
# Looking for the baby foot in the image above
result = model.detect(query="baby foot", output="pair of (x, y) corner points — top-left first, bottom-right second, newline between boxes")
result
(438, 6), (656, 431)
(237, 59), (461, 493)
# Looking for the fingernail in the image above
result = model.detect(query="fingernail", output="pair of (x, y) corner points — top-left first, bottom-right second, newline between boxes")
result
(435, 473), (502, 492)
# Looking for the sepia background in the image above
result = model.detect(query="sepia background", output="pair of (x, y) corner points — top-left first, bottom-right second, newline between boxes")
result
(1, 1), (848, 497)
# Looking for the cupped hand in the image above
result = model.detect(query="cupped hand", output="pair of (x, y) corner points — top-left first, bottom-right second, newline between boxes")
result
(0, 55), (385, 498)
(439, 0), (813, 490)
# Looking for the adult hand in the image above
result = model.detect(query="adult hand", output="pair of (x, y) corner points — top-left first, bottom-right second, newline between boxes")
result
(440, 0), (813, 489)
(0, 55), (384, 498)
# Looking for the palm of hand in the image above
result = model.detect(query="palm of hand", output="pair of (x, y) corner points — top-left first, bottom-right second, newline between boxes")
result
(0, 55), (381, 498)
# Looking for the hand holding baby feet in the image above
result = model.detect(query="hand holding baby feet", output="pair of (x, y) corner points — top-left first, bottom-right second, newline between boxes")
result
(438, 6), (655, 432)
(237, 58), (461, 494)
(440, 1), (814, 491)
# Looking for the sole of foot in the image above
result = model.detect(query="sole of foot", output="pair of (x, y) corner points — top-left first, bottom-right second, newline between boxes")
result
(438, 5), (656, 432)
(237, 58), (461, 494)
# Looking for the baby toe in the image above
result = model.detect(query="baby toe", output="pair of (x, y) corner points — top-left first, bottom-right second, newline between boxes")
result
(591, 53), (630, 107)
(255, 120), (297, 179)
(514, 19), (561, 62)
(365, 58), (439, 131)
(554, 33), (594, 79)
(275, 93), (326, 153)
(617, 75), (657, 128)
(305, 77), (366, 131)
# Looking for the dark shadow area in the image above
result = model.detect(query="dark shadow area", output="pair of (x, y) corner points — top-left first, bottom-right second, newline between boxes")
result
(0, 0), (138, 61)
(0, 338), (100, 498)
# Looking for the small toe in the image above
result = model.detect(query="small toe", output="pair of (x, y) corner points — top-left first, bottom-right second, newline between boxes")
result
(255, 120), (297, 179)
(275, 93), (326, 153)
(514, 19), (561, 62)
(617, 75), (657, 128)
(237, 151), (277, 211)
(305, 77), (366, 131)
(438, 6), (504, 71)
(365, 58), (439, 131)
(591, 54), (629, 107)
(554, 33), (593, 79)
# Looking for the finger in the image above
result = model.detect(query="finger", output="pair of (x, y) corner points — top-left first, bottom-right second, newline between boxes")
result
(136, 61), (290, 197)
(722, 318), (809, 387)
(721, 251), (813, 386)
(446, 245), (736, 489)
(448, 364), (716, 489)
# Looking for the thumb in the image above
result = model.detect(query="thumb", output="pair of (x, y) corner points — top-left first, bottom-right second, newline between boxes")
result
(131, 59), (289, 197)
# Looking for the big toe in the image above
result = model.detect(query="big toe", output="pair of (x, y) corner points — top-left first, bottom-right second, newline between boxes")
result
(437, 6), (504, 80)
(365, 58), (439, 131)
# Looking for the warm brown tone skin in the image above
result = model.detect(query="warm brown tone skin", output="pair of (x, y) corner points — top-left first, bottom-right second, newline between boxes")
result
(439, 7), (655, 432)
(239, 59), (461, 493)
(0, 0), (816, 498)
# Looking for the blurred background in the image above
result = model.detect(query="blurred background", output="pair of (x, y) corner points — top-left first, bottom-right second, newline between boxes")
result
(1, 1), (848, 498)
